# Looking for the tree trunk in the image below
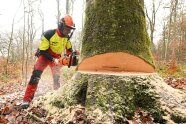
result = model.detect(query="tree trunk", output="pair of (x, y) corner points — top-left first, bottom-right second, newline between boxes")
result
(22, 0), (26, 85)
(33, 0), (186, 123)
(66, 0), (70, 15)
(5, 18), (14, 77)
(56, 0), (61, 24)
(36, 73), (186, 123)
(38, 2), (44, 34)
(78, 0), (154, 73)
(145, 0), (162, 53)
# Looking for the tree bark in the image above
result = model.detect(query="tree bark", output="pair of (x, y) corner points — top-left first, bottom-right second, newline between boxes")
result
(78, 0), (154, 73)
(36, 73), (186, 123)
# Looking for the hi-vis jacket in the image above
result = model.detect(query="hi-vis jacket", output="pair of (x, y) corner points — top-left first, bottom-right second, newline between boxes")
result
(38, 29), (72, 61)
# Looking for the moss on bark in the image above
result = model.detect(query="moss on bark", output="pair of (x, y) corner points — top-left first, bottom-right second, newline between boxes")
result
(82, 0), (154, 66)
(171, 111), (186, 123)
(55, 72), (166, 123)
(34, 72), (186, 123)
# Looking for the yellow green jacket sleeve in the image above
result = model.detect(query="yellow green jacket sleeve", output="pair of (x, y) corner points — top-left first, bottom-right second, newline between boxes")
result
(39, 36), (50, 50)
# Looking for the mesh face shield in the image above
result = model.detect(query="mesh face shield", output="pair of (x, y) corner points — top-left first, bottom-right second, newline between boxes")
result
(58, 21), (75, 39)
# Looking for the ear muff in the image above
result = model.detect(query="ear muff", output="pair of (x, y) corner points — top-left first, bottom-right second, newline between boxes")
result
(58, 18), (65, 31)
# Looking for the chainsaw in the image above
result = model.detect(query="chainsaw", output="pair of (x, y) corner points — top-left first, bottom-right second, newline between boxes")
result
(59, 51), (79, 68)
(35, 49), (80, 68)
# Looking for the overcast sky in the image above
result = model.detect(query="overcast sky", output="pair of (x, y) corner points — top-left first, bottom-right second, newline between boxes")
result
(0, 0), (83, 33)
(0, 0), (174, 44)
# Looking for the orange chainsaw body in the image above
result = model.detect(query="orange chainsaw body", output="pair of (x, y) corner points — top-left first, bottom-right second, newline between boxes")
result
(59, 56), (70, 66)
(59, 50), (80, 67)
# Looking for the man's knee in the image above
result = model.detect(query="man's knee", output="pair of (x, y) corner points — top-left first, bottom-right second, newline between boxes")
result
(29, 70), (43, 85)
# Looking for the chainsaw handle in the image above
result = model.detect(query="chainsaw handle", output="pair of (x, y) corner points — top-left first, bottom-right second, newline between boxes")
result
(68, 54), (73, 68)
(59, 56), (69, 66)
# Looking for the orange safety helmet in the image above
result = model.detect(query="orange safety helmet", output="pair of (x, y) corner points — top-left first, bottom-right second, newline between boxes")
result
(58, 15), (75, 38)
(62, 15), (75, 29)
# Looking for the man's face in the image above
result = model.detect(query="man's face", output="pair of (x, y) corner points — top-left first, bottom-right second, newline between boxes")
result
(62, 26), (73, 37)
(62, 26), (72, 37)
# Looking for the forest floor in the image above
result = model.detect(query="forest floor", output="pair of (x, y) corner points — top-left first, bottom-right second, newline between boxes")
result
(0, 66), (186, 124)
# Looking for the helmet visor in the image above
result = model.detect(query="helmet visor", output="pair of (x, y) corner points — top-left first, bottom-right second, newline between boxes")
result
(65, 24), (76, 30)
(62, 25), (75, 37)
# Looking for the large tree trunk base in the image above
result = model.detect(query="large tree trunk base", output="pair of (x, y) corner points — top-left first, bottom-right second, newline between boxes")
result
(33, 72), (186, 123)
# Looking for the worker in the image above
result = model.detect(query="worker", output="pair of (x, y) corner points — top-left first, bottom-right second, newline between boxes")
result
(21, 15), (76, 109)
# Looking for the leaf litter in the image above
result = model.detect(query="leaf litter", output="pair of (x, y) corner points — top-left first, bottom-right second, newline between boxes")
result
(1, 77), (185, 123)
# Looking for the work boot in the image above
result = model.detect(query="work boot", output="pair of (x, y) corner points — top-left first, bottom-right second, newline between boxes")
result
(20, 101), (30, 109)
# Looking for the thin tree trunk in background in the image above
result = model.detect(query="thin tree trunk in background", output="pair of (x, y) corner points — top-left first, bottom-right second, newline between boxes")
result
(145, 0), (162, 53)
(22, 0), (26, 85)
(65, 0), (75, 15)
(163, 22), (166, 59)
(30, 13), (33, 60)
(165, 0), (175, 60)
(66, 0), (70, 14)
(82, 0), (85, 29)
(151, 0), (156, 51)
(170, 0), (178, 60)
(5, 19), (14, 78)
(25, 2), (30, 84)
(70, 0), (75, 15)
(38, 2), (44, 35)
(56, 0), (60, 24)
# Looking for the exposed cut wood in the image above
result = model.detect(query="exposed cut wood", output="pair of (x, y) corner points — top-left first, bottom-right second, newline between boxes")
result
(78, 52), (155, 73)
(78, 71), (156, 76)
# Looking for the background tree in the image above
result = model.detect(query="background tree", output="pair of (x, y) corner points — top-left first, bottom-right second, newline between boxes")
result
(56, 0), (61, 24)
(5, 19), (14, 77)
(156, 0), (186, 63)
(66, 0), (76, 15)
(4, 0), (23, 78)
(21, 0), (37, 84)
(38, 7), (44, 34)
(145, 0), (162, 53)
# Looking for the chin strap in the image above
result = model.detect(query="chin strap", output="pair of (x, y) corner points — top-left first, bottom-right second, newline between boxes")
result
(67, 29), (75, 40)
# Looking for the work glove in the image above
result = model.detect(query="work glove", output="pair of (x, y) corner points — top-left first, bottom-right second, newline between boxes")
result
(53, 58), (59, 65)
